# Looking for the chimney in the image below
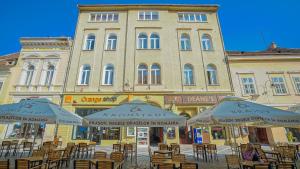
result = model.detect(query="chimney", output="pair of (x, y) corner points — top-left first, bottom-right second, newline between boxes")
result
(269, 42), (277, 49)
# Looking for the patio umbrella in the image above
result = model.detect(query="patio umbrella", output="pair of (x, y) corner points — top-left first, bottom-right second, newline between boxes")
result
(85, 100), (186, 167)
(188, 97), (300, 127)
(0, 98), (82, 146)
(188, 97), (300, 146)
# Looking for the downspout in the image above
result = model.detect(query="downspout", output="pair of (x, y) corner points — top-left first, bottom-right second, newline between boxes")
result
(122, 10), (129, 92)
(176, 32), (184, 91)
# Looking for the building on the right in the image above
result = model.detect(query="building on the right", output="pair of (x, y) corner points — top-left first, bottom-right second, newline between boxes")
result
(227, 42), (300, 145)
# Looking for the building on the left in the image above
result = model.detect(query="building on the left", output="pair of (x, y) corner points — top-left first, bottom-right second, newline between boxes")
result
(0, 37), (72, 141)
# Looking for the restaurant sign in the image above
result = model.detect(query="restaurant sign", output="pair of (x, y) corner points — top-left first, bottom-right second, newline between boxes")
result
(164, 95), (227, 105)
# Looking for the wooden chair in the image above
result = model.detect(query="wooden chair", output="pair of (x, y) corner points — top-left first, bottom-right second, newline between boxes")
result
(207, 144), (218, 161)
(88, 142), (96, 157)
(253, 164), (270, 169)
(32, 149), (45, 158)
(77, 143), (88, 158)
(0, 160), (9, 169)
(67, 142), (75, 147)
(151, 154), (169, 169)
(110, 152), (124, 169)
(60, 146), (73, 168)
(21, 141), (33, 157)
(123, 143), (134, 162)
(10, 140), (20, 156)
(192, 144), (198, 158)
(15, 159), (46, 169)
(157, 163), (175, 169)
(225, 154), (241, 169)
(94, 151), (107, 159)
(195, 144), (205, 161)
(158, 143), (168, 150)
(47, 150), (61, 169)
(180, 162), (198, 169)
(112, 144), (121, 152)
(0, 141), (10, 157)
(172, 154), (185, 163)
(74, 160), (90, 169)
(96, 161), (114, 169)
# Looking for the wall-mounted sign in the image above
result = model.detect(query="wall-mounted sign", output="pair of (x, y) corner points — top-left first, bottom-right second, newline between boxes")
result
(64, 95), (128, 105)
(164, 95), (228, 105)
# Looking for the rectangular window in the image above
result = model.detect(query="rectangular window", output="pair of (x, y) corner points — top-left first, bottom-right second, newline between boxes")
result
(211, 127), (225, 140)
(89, 13), (119, 22)
(138, 11), (159, 20)
(271, 77), (287, 95)
(0, 81), (3, 92)
(73, 108), (120, 142)
(5, 123), (45, 139)
(178, 13), (207, 22)
(293, 77), (300, 94)
(241, 77), (256, 95)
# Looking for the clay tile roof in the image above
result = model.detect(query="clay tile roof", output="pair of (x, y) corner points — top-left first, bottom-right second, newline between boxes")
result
(0, 52), (19, 67)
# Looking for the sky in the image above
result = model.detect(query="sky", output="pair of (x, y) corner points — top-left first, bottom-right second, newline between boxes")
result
(0, 0), (299, 56)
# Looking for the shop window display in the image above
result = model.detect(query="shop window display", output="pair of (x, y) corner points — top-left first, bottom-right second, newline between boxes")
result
(211, 126), (225, 140)
(5, 123), (44, 139)
(73, 108), (120, 142)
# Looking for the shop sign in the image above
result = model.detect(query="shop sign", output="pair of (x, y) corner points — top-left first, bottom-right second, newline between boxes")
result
(164, 95), (226, 105)
(64, 95), (125, 105)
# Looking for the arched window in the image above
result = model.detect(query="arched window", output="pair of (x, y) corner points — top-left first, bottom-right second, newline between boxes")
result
(84, 34), (95, 50)
(102, 64), (114, 85)
(78, 65), (91, 85)
(138, 33), (148, 49)
(25, 65), (35, 86)
(138, 64), (148, 84)
(44, 65), (55, 86)
(150, 33), (160, 49)
(180, 33), (191, 50)
(151, 64), (161, 84)
(201, 34), (213, 51)
(106, 34), (117, 50)
(184, 64), (194, 85)
(207, 64), (218, 85)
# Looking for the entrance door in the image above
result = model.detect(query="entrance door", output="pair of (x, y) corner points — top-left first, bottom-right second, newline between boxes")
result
(150, 127), (163, 146)
(137, 127), (149, 146)
(179, 113), (193, 144)
(248, 127), (269, 144)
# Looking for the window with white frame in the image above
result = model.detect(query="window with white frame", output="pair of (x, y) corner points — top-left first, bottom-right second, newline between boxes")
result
(150, 33), (160, 49)
(102, 64), (114, 85)
(184, 64), (194, 85)
(178, 13), (207, 22)
(138, 33), (148, 49)
(25, 65), (35, 86)
(138, 64), (148, 85)
(151, 64), (161, 85)
(78, 65), (91, 85)
(241, 77), (256, 95)
(44, 65), (55, 86)
(83, 34), (95, 50)
(138, 11), (159, 20)
(180, 33), (191, 50)
(106, 34), (117, 50)
(271, 77), (287, 94)
(293, 77), (300, 94)
(0, 81), (3, 92)
(90, 13), (119, 22)
(207, 64), (218, 85)
(201, 34), (213, 51)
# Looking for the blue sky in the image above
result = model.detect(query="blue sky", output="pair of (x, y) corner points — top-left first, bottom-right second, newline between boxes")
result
(0, 0), (299, 55)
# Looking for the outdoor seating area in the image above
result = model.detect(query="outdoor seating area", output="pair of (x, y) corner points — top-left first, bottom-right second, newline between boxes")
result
(226, 143), (299, 169)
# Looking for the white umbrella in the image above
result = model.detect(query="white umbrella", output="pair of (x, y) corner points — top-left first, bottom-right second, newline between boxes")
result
(0, 98), (82, 125)
(85, 100), (186, 167)
(188, 97), (300, 127)
(0, 98), (82, 148)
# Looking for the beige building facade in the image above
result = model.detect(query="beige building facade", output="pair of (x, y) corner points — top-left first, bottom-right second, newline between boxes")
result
(62, 4), (234, 146)
(227, 43), (300, 145)
(3, 37), (72, 141)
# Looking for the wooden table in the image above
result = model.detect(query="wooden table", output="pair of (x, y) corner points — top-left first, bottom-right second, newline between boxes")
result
(241, 161), (270, 169)
(22, 156), (44, 167)
(90, 158), (121, 169)
(154, 150), (173, 156)
(152, 159), (195, 168)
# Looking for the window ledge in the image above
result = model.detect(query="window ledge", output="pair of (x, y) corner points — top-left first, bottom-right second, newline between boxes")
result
(76, 84), (89, 86)
(178, 21), (208, 23)
(203, 49), (215, 52)
(273, 94), (289, 96)
(104, 49), (117, 52)
(82, 49), (94, 52)
(137, 19), (160, 21)
(136, 48), (161, 50)
(180, 49), (192, 52)
(208, 84), (220, 86)
(184, 84), (196, 86)
(101, 84), (114, 86)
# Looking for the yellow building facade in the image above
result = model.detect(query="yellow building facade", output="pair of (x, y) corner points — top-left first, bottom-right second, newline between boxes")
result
(227, 43), (300, 145)
(61, 4), (235, 146)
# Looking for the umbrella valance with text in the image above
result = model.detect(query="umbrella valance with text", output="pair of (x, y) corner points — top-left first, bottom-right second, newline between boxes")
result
(85, 100), (186, 127)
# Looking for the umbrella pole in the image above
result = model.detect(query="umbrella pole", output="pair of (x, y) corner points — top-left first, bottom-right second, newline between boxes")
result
(135, 126), (138, 168)
(231, 125), (237, 154)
